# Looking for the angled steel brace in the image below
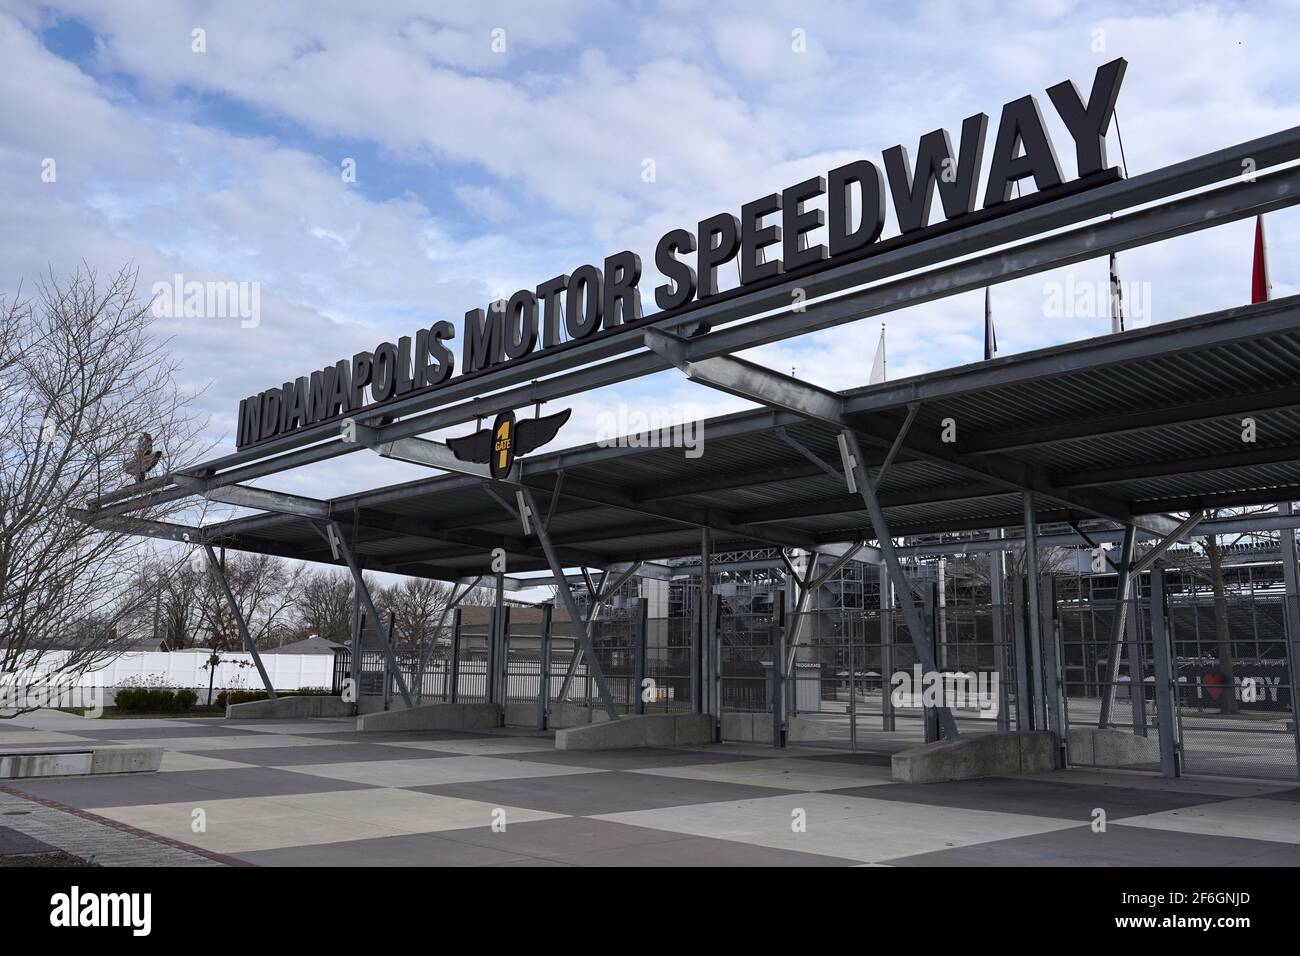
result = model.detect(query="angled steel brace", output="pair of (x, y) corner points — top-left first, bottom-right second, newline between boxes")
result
(841, 429), (959, 739)
(544, 470), (566, 532)
(70, 509), (204, 546)
(518, 488), (620, 721)
(783, 544), (867, 675)
(555, 560), (643, 701)
(312, 520), (413, 708)
(1069, 519), (1122, 572)
(876, 402), (920, 483)
(777, 429), (845, 483)
(173, 476), (329, 518)
(1130, 511), (1205, 576)
(483, 485), (520, 522)
(201, 544), (276, 699)
(644, 328), (846, 423)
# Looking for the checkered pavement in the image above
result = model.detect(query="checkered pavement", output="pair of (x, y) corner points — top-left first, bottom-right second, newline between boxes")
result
(3, 711), (1299, 867)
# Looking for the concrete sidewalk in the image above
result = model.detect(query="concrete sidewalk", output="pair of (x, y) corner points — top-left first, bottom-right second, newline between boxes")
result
(1, 709), (1297, 867)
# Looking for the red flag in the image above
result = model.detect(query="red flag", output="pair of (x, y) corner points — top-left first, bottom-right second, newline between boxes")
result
(1252, 214), (1270, 304)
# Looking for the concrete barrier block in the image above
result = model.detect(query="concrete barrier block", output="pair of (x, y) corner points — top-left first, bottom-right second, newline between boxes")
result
(548, 702), (614, 728)
(0, 752), (92, 778)
(555, 713), (714, 751)
(90, 746), (163, 775)
(1018, 731), (1057, 774)
(673, 714), (715, 746)
(355, 702), (501, 732)
(1067, 727), (1161, 767)
(721, 712), (754, 742)
(787, 716), (835, 742)
(892, 731), (1055, 783)
(1, 745), (162, 779)
(503, 702), (541, 728)
(226, 695), (353, 720)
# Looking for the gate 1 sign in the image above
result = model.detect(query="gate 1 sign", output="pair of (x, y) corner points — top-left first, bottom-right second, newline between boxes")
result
(237, 59), (1128, 449)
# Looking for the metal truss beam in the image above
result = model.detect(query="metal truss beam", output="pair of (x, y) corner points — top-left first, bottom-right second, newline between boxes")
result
(172, 476), (330, 518)
(644, 329), (847, 423)
(70, 509), (204, 546)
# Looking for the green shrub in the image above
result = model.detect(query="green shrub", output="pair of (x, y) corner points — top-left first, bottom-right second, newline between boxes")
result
(115, 687), (173, 712)
(113, 686), (203, 713)
(215, 687), (332, 708)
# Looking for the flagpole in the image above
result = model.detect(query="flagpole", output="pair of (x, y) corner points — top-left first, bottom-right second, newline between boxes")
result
(1109, 252), (1125, 333)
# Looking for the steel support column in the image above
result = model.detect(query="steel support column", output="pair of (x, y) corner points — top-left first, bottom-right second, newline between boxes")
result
(1022, 493), (1047, 731)
(1011, 575), (1033, 728)
(1039, 575), (1067, 766)
(201, 544), (276, 699)
(880, 563), (896, 731)
(701, 527), (719, 737)
(634, 598), (648, 717)
(449, 608), (462, 703)
(841, 429), (958, 740)
(1148, 565), (1182, 777)
(771, 590), (786, 748)
(487, 572), (505, 706)
(988, 530), (1010, 732)
(1098, 524), (1138, 727)
(538, 603), (553, 730)
(1279, 501), (1300, 780)
(349, 590), (361, 708)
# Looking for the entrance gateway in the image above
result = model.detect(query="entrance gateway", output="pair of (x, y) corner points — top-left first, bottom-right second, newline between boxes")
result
(83, 57), (1300, 781)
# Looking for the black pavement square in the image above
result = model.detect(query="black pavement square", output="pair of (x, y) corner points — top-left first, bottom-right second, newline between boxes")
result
(6, 766), (376, 808)
(829, 776), (1230, 820)
(885, 822), (1300, 867)
(410, 770), (794, 815)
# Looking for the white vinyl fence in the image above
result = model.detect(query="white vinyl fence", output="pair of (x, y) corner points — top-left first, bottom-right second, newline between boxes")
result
(3, 650), (335, 693)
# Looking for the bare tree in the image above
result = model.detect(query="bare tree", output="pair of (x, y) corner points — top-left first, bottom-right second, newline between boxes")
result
(194, 552), (302, 652)
(0, 266), (207, 711)
(295, 568), (355, 644)
(382, 577), (453, 654)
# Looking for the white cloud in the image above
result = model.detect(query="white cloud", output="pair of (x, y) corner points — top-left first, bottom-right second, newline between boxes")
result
(2, 0), (1300, 513)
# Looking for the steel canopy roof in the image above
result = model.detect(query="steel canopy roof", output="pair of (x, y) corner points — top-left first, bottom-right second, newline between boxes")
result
(185, 292), (1300, 581)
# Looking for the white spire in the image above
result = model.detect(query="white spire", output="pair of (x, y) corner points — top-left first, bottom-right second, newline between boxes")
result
(869, 324), (887, 385)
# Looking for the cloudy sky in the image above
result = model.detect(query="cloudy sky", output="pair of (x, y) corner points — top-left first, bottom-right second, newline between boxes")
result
(4, 0), (1300, 508)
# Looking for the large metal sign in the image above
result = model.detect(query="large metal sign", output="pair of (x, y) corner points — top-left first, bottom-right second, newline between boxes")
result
(236, 59), (1127, 448)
